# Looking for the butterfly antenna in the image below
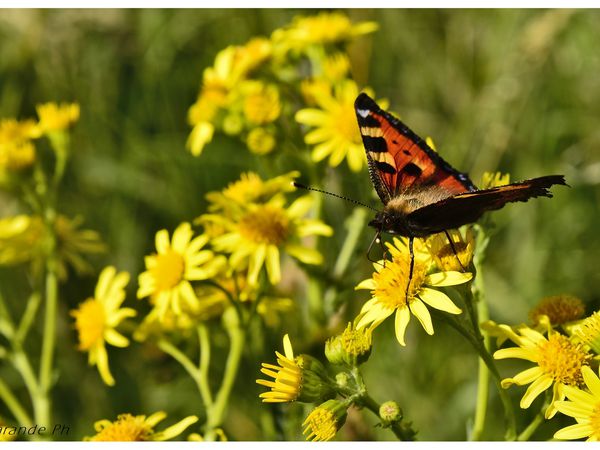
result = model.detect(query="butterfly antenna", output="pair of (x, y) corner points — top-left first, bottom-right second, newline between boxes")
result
(293, 182), (379, 212)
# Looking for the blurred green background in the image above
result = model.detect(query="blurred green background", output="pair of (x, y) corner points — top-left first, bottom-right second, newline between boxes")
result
(0, 9), (599, 440)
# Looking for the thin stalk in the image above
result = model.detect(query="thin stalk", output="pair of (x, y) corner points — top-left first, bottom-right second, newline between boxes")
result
(323, 207), (368, 311)
(203, 309), (245, 441)
(197, 324), (214, 407)
(517, 394), (550, 441)
(15, 292), (42, 344)
(0, 378), (33, 426)
(37, 253), (58, 427)
(157, 339), (201, 381)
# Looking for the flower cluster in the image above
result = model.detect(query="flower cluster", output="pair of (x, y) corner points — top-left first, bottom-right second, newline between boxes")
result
(186, 12), (382, 172)
(486, 293), (600, 440)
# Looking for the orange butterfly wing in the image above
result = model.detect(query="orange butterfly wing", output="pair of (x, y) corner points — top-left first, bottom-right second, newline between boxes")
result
(355, 93), (476, 205)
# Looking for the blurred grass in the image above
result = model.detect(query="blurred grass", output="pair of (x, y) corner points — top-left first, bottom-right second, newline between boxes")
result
(0, 9), (599, 440)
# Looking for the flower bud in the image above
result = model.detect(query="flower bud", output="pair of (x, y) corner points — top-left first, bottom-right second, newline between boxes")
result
(295, 354), (335, 403)
(325, 322), (372, 366)
(379, 400), (402, 424)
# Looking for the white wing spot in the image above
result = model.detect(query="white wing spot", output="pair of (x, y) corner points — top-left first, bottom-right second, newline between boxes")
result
(357, 108), (369, 118)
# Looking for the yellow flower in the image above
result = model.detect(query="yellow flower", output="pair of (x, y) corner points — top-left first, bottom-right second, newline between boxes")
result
(426, 228), (475, 272)
(203, 171), (299, 215)
(494, 325), (592, 418)
(87, 411), (198, 441)
(321, 53), (351, 81)
(71, 266), (136, 386)
(571, 311), (600, 354)
(36, 102), (80, 133)
(246, 127), (276, 155)
(0, 215), (43, 265)
(296, 80), (386, 172)
(257, 334), (334, 403)
(303, 399), (348, 442)
(0, 118), (40, 174)
(209, 194), (332, 285)
(137, 222), (224, 321)
(554, 366), (600, 441)
(355, 237), (472, 346)
(325, 322), (372, 366)
(273, 12), (378, 52)
(256, 334), (302, 403)
(480, 171), (510, 189)
(186, 121), (215, 157)
(242, 81), (281, 125)
(529, 294), (585, 327)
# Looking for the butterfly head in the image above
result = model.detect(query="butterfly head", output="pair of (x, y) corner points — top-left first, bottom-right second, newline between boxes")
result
(368, 209), (411, 237)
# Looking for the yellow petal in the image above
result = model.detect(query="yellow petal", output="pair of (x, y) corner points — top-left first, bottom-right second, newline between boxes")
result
(283, 334), (294, 360)
(285, 244), (322, 265)
(311, 140), (337, 162)
(554, 423), (594, 440)
(493, 347), (538, 362)
(295, 108), (327, 126)
(104, 329), (130, 348)
(394, 307), (410, 346)
(248, 244), (267, 285)
(510, 366), (543, 385)
(520, 375), (553, 408)
(95, 344), (115, 387)
(562, 384), (597, 407)
(265, 245), (281, 285)
(410, 298), (434, 335)
(425, 271), (472, 287)
(151, 415), (199, 441)
(95, 266), (116, 300)
(554, 400), (593, 419)
(286, 195), (313, 218)
(418, 287), (462, 314)
(155, 229), (170, 254)
(582, 366), (600, 398)
(355, 278), (376, 291)
(146, 411), (167, 427)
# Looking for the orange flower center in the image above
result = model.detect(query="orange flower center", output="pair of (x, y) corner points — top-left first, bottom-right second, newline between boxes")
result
(90, 414), (152, 441)
(373, 257), (427, 309)
(239, 205), (289, 246)
(537, 334), (590, 386)
(151, 249), (185, 291)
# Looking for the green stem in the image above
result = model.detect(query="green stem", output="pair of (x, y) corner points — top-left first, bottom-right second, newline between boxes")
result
(197, 324), (214, 407)
(0, 378), (33, 426)
(434, 311), (517, 440)
(15, 292), (42, 344)
(471, 296), (491, 440)
(517, 394), (550, 441)
(37, 254), (58, 427)
(323, 207), (368, 313)
(157, 338), (204, 388)
(203, 309), (245, 441)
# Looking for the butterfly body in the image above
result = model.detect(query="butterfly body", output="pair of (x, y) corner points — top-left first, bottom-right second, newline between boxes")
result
(355, 93), (567, 239)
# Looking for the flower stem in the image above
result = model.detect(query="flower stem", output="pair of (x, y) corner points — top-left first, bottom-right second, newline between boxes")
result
(0, 377), (32, 426)
(517, 394), (550, 441)
(158, 338), (200, 380)
(203, 308), (245, 441)
(37, 249), (58, 429)
(323, 207), (368, 312)
(197, 324), (214, 407)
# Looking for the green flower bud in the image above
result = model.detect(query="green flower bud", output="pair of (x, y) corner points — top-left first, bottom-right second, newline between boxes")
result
(295, 354), (335, 403)
(325, 322), (372, 366)
(379, 400), (402, 424)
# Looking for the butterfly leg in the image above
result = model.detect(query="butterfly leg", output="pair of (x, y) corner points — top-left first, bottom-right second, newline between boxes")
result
(405, 236), (414, 312)
(443, 230), (466, 271)
(367, 230), (382, 265)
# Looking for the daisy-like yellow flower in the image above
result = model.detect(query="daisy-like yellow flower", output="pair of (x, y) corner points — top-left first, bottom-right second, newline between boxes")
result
(295, 81), (387, 172)
(246, 127), (276, 155)
(571, 311), (600, 354)
(272, 12), (378, 52)
(303, 399), (348, 442)
(0, 215), (43, 265)
(87, 411), (198, 441)
(209, 194), (332, 285)
(257, 334), (335, 404)
(0, 118), (40, 174)
(494, 325), (592, 418)
(426, 228), (475, 272)
(257, 334), (302, 403)
(203, 171), (299, 215)
(554, 366), (600, 441)
(71, 266), (136, 386)
(356, 237), (472, 346)
(36, 102), (80, 133)
(137, 222), (224, 321)
(241, 81), (281, 125)
(480, 171), (510, 189)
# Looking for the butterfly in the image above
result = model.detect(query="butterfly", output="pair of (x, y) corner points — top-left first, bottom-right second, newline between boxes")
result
(354, 92), (567, 296)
